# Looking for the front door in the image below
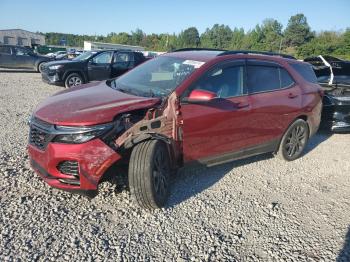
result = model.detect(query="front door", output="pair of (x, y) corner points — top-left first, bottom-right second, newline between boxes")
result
(111, 52), (133, 77)
(87, 51), (113, 81)
(180, 61), (253, 162)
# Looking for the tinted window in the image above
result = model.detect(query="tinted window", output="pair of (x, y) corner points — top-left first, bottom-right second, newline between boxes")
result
(191, 65), (244, 98)
(0, 46), (12, 54)
(92, 52), (112, 64)
(247, 66), (280, 93)
(115, 52), (131, 62)
(279, 68), (294, 88)
(15, 47), (30, 56)
(290, 63), (318, 83)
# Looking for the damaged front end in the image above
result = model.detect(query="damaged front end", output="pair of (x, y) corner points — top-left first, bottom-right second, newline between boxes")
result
(110, 92), (183, 168)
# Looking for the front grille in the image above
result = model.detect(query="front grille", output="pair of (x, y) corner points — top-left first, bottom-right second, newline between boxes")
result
(29, 125), (51, 150)
(57, 161), (79, 177)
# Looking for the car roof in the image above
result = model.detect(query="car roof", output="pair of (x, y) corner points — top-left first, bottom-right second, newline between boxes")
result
(164, 49), (297, 63)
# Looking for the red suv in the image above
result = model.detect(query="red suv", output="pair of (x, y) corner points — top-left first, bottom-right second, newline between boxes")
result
(28, 49), (323, 209)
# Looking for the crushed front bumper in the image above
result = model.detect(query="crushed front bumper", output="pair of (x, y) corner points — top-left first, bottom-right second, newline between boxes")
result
(28, 139), (121, 195)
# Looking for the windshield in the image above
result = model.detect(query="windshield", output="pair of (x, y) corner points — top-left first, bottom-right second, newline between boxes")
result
(109, 56), (202, 97)
(72, 51), (95, 61)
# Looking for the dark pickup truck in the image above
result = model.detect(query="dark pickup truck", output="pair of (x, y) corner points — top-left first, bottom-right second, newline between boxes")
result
(0, 44), (51, 72)
(41, 50), (147, 88)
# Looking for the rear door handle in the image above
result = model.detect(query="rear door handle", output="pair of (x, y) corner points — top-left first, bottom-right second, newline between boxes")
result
(288, 93), (298, 99)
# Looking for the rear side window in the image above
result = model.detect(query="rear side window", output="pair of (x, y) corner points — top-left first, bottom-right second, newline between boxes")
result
(247, 66), (280, 93)
(0, 46), (11, 54)
(279, 68), (294, 88)
(290, 63), (318, 83)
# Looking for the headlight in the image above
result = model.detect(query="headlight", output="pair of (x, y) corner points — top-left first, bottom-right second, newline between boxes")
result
(49, 65), (63, 70)
(53, 123), (114, 144)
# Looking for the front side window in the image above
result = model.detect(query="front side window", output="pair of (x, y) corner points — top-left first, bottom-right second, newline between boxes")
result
(15, 47), (31, 56)
(188, 65), (244, 98)
(109, 56), (200, 97)
(115, 53), (131, 62)
(92, 52), (113, 64)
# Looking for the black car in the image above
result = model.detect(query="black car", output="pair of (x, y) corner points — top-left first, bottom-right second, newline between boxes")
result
(0, 44), (51, 72)
(41, 50), (147, 88)
(305, 55), (350, 132)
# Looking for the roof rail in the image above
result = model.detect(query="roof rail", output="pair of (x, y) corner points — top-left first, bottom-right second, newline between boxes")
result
(172, 48), (226, 52)
(218, 50), (296, 60)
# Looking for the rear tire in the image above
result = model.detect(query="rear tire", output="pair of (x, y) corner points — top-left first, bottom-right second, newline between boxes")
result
(277, 119), (309, 161)
(64, 73), (83, 88)
(128, 140), (171, 209)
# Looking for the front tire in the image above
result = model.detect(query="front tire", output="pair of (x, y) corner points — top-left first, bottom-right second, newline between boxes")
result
(64, 73), (83, 88)
(37, 62), (45, 73)
(128, 140), (171, 209)
(277, 119), (309, 161)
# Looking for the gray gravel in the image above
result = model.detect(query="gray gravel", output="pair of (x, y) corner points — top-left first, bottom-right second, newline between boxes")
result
(0, 69), (350, 261)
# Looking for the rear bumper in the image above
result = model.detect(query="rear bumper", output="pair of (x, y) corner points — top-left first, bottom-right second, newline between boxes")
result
(28, 139), (122, 193)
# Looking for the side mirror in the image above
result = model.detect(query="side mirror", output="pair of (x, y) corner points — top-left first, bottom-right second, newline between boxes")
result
(184, 89), (217, 103)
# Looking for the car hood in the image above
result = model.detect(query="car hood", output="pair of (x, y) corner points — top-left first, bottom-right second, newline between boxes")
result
(44, 59), (81, 67)
(34, 81), (161, 126)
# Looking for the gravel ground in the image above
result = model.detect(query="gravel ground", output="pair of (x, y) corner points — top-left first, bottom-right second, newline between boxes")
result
(0, 69), (350, 261)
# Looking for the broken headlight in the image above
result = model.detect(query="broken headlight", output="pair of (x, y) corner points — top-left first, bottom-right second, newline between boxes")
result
(53, 123), (114, 144)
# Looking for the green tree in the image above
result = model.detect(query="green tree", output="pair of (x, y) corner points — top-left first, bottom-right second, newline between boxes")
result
(131, 28), (145, 46)
(200, 24), (233, 49)
(284, 13), (314, 47)
(179, 27), (200, 47)
(260, 19), (283, 51)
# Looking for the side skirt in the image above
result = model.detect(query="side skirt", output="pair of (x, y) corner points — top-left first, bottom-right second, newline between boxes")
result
(195, 139), (279, 167)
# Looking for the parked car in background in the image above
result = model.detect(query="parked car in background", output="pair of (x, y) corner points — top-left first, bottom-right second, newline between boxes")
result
(305, 55), (350, 132)
(0, 44), (51, 72)
(28, 49), (323, 209)
(41, 49), (147, 88)
(46, 51), (67, 58)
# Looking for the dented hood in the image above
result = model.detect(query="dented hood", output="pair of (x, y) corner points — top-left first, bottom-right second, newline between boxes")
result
(34, 81), (160, 126)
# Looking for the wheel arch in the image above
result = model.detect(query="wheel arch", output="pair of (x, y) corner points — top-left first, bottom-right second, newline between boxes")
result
(120, 133), (178, 170)
(275, 115), (310, 154)
(63, 70), (87, 83)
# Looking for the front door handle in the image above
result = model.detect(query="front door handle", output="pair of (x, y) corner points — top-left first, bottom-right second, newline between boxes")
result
(236, 103), (249, 109)
(288, 93), (298, 99)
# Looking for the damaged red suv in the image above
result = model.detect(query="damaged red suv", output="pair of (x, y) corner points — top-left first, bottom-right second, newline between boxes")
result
(28, 49), (323, 209)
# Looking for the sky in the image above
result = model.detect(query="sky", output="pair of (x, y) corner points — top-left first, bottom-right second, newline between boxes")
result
(0, 0), (349, 35)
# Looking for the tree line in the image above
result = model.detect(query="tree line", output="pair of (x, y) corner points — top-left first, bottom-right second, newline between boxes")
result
(44, 13), (350, 59)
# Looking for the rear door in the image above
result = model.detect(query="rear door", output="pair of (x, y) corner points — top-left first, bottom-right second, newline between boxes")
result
(87, 51), (113, 81)
(180, 60), (253, 162)
(246, 60), (301, 145)
(0, 46), (13, 68)
(111, 52), (133, 77)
